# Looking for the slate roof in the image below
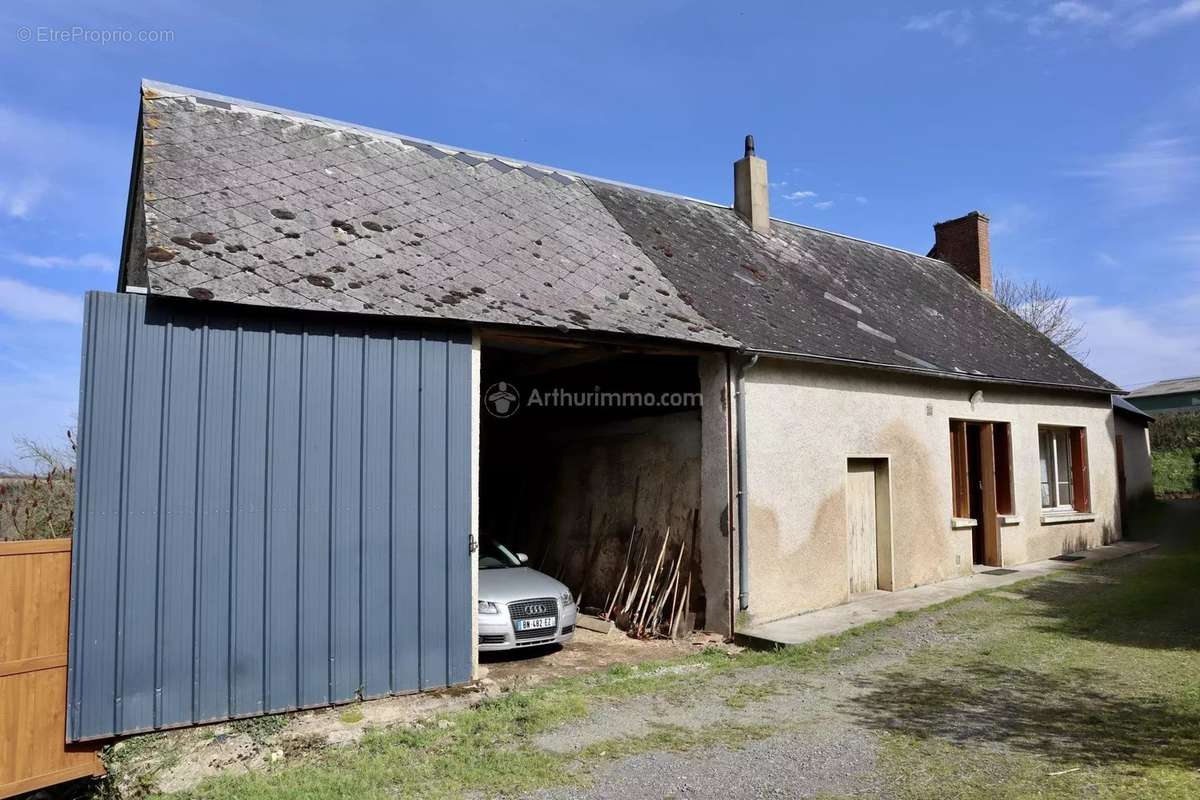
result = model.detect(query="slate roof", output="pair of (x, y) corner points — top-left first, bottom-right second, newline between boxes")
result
(125, 80), (1117, 393)
(133, 83), (733, 347)
(1113, 395), (1154, 422)
(591, 183), (1116, 391)
(1127, 376), (1200, 399)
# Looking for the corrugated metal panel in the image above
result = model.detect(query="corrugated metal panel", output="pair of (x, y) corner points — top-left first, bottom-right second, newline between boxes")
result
(67, 292), (474, 741)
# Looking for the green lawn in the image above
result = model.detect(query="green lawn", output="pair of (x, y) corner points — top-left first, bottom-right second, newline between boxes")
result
(134, 501), (1200, 800)
(845, 503), (1200, 799)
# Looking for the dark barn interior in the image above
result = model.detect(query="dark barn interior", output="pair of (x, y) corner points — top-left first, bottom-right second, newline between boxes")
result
(480, 334), (708, 632)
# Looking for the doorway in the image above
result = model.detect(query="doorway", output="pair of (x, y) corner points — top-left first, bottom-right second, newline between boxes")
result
(965, 424), (985, 563)
(479, 332), (709, 649)
(949, 420), (1011, 568)
(846, 458), (893, 595)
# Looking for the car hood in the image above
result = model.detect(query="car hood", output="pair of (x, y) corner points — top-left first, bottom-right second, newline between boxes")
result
(478, 567), (568, 605)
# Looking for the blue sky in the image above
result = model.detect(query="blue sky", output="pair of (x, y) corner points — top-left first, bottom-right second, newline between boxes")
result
(1, 1), (1198, 465)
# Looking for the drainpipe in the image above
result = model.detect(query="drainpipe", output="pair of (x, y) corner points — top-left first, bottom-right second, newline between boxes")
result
(735, 351), (758, 611)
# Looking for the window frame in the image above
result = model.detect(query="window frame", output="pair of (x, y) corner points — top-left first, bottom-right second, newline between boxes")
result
(1038, 425), (1091, 513)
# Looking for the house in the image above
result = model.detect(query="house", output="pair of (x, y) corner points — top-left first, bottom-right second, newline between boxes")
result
(1126, 376), (1200, 413)
(67, 80), (1123, 741)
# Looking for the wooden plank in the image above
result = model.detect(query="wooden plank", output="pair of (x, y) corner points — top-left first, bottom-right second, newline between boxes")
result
(0, 541), (104, 797)
(846, 460), (879, 594)
(1, 761), (106, 800)
(0, 538), (72, 556)
(979, 423), (1001, 567)
(0, 653), (68, 678)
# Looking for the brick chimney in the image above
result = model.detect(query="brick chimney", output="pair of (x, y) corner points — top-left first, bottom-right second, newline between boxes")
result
(734, 135), (770, 235)
(929, 211), (992, 293)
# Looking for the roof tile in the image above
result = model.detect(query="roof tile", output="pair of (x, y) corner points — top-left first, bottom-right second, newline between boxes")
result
(130, 82), (1114, 391)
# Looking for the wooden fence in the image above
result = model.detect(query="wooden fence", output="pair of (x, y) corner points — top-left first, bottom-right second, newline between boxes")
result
(1, 538), (104, 798)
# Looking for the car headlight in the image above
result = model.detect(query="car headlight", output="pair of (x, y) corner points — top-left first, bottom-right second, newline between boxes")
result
(559, 591), (574, 607)
(478, 600), (500, 615)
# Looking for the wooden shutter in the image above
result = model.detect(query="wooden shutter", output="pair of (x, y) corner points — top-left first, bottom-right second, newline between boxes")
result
(949, 420), (969, 517)
(993, 423), (1014, 515)
(1070, 427), (1090, 512)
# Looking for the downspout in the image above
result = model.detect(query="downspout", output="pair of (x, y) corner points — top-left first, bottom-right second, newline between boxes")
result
(735, 351), (759, 611)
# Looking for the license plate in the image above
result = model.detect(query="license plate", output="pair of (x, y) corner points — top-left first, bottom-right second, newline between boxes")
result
(516, 616), (555, 631)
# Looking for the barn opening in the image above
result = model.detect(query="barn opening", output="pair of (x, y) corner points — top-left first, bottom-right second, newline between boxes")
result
(479, 332), (711, 652)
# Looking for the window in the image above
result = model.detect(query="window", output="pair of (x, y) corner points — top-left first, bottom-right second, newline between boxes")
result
(1039, 426), (1090, 511)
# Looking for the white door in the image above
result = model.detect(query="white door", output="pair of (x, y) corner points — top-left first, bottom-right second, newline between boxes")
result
(847, 461), (879, 594)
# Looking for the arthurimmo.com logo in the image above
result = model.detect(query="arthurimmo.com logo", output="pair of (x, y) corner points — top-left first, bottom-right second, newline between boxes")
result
(484, 382), (521, 418)
(483, 381), (701, 419)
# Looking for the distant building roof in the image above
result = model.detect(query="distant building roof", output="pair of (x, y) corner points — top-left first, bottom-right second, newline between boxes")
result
(1127, 375), (1200, 399)
(123, 80), (1117, 394)
(1112, 394), (1154, 422)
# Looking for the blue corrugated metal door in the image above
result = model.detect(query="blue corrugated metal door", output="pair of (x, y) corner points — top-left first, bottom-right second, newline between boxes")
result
(67, 292), (474, 741)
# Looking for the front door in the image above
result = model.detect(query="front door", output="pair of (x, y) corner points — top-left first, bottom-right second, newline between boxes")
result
(847, 460), (879, 594)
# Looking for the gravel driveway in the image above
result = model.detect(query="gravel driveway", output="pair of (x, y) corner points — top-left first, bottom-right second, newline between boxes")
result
(524, 598), (988, 799)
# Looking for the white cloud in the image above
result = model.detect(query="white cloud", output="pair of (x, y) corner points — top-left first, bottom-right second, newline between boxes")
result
(6, 251), (116, 271)
(1069, 131), (1199, 208)
(0, 177), (50, 219)
(931, 2), (1200, 46)
(855, 196), (869, 205)
(1031, 0), (1200, 42)
(1069, 293), (1200, 388)
(1171, 232), (1200, 258)
(989, 202), (1037, 236)
(1125, 0), (1200, 41)
(904, 9), (974, 46)
(0, 278), (83, 324)
(782, 190), (836, 209)
(1046, 1), (1112, 26)
(0, 105), (119, 220)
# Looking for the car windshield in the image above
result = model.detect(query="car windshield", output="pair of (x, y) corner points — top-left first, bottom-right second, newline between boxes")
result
(478, 539), (523, 570)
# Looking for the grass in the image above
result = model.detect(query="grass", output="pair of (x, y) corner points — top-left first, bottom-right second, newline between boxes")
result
(723, 682), (780, 709)
(230, 714), (289, 744)
(1153, 448), (1200, 496)
(102, 733), (181, 799)
(156, 500), (1199, 800)
(337, 709), (364, 725)
(154, 631), (888, 800)
(836, 500), (1200, 799)
(868, 733), (1200, 800)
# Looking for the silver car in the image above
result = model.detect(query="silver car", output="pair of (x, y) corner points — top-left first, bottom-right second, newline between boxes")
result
(478, 539), (576, 652)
